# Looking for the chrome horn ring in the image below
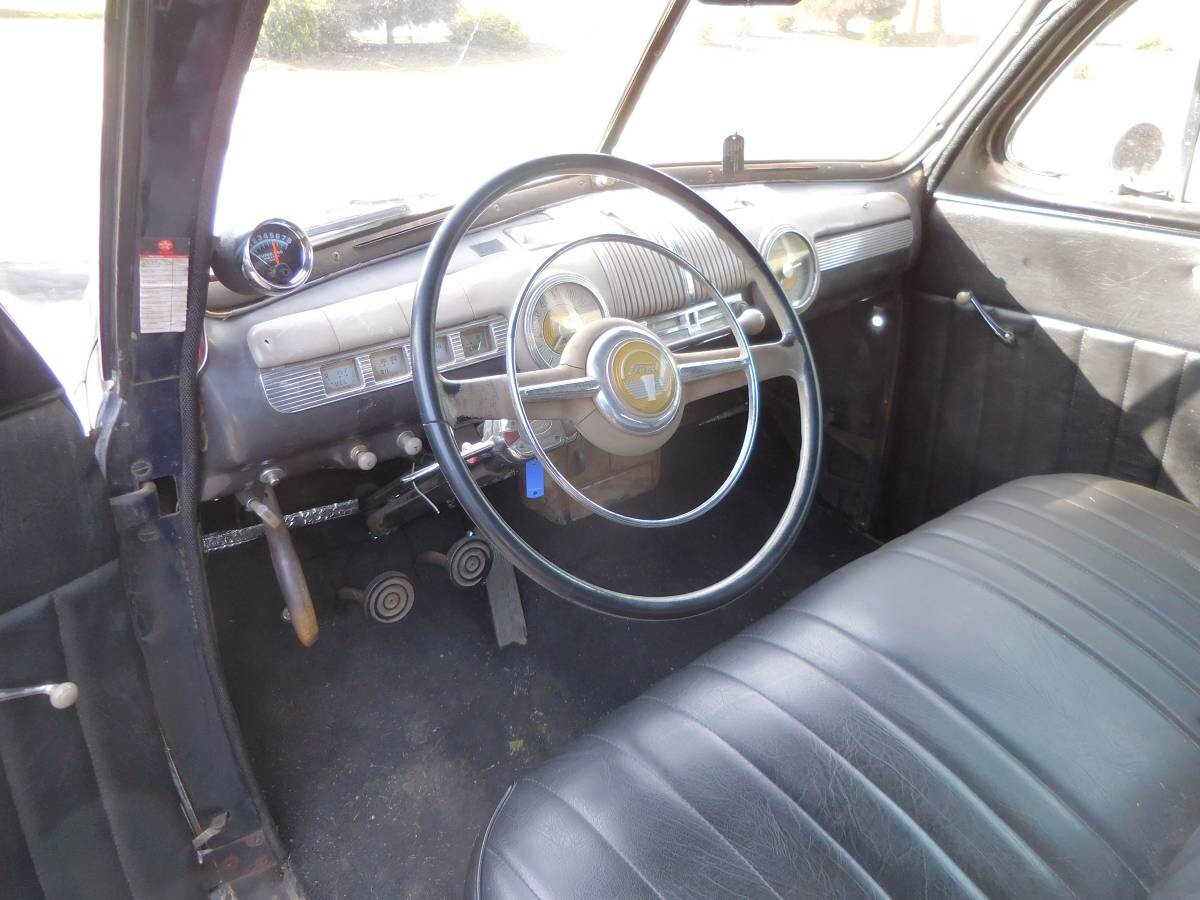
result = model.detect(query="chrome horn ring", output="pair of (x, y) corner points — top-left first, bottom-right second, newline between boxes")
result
(505, 232), (759, 529)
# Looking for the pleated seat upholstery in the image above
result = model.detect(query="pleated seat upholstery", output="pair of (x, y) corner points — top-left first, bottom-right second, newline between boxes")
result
(470, 475), (1200, 899)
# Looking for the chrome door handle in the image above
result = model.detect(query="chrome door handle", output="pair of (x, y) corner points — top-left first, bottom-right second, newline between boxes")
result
(0, 682), (78, 709)
(954, 291), (1016, 346)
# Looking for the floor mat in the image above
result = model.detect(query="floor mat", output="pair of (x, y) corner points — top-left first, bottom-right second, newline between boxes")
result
(207, 419), (876, 899)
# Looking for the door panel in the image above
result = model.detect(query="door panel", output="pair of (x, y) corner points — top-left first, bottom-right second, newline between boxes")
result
(0, 309), (202, 899)
(917, 198), (1200, 347)
(880, 198), (1200, 537)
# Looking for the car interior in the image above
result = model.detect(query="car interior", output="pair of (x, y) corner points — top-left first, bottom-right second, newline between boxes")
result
(3, 0), (1200, 898)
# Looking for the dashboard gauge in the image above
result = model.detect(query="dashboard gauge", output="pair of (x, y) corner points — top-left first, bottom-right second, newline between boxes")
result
(369, 347), (409, 382)
(241, 219), (313, 294)
(320, 359), (361, 393)
(763, 228), (818, 311)
(526, 276), (607, 367)
(460, 324), (494, 358)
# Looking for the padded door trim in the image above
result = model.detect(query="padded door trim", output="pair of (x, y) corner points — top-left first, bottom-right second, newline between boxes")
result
(880, 293), (1200, 537)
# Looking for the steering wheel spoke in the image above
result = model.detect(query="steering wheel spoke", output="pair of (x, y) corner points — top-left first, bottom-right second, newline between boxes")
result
(443, 367), (597, 423)
(519, 374), (601, 403)
(676, 340), (796, 404)
(677, 353), (749, 383)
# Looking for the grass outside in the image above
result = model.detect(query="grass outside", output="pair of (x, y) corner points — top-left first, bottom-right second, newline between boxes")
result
(250, 37), (562, 73)
(0, 0), (101, 18)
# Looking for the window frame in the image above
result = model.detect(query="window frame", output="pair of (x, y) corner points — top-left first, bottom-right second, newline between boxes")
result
(604, 0), (1051, 176)
(935, 0), (1200, 236)
(1001, 0), (1200, 208)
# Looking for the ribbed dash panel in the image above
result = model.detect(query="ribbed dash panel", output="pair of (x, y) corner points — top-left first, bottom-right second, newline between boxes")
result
(597, 239), (689, 320)
(595, 219), (747, 320)
(259, 318), (508, 414)
(817, 219), (914, 271)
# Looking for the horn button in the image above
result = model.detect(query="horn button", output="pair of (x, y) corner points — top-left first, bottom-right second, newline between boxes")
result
(587, 325), (682, 435)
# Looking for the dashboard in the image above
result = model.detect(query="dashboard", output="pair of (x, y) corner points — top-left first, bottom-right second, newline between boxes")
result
(200, 178), (919, 501)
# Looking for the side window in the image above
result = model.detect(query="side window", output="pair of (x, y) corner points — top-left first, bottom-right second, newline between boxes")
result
(1008, 0), (1200, 204)
(0, 2), (104, 425)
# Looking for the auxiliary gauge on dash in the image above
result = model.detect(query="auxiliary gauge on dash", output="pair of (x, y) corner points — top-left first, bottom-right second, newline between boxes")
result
(212, 218), (314, 296)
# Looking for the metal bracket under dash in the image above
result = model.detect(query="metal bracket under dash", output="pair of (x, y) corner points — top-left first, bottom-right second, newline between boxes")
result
(201, 498), (361, 553)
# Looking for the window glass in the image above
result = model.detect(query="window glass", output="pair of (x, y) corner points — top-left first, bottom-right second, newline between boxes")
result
(0, 2), (104, 424)
(1188, 137), (1200, 203)
(617, 0), (1027, 165)
(215, 0), (668, 233)
(1008, 0), (1200, 203)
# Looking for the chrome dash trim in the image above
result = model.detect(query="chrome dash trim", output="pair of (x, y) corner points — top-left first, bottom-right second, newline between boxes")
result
(816, 219), (914, 271)
(259, 317), (507, 414)
(642, 295), (746, 348)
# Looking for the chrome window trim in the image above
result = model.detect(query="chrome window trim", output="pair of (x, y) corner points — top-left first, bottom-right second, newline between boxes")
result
(933, 191), (1200, 240)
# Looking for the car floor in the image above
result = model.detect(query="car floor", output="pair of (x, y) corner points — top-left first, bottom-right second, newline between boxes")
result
(207, 415), (877, 899)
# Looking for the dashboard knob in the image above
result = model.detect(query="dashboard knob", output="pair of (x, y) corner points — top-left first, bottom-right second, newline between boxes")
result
(259, 466), (284, 487)
(737, 307), (767, 336)
(350, 444), (377, 471)
(397, 431), (423, 457)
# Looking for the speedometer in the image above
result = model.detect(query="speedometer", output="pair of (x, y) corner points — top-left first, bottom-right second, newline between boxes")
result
(526, 276), (607, 367)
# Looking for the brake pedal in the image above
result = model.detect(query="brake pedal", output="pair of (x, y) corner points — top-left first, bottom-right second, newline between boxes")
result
(418, 535), (493, 588)
(337, 571), (415, 624)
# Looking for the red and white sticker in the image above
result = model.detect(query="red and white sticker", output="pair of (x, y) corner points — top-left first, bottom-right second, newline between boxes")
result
(139, 239), (189, 333)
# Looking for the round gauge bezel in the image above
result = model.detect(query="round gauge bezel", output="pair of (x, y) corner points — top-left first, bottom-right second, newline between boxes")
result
(760, 225), (820, 314)
(240, 218), (314, 294)
(523, 273), (609, 368)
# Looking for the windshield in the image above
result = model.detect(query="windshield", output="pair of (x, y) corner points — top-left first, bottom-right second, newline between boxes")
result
(217, 0), (1031, 234)
(214, 0), (668, 233)
(618, 0), (1029, 164)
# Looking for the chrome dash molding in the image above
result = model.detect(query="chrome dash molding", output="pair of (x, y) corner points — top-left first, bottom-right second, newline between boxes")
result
(815, 219), (914, 271)
(642, 296), (747, 349)
(259, 317), (507, 414)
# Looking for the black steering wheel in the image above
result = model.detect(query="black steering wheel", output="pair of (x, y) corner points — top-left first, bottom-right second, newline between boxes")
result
(411, 154), (821, 619)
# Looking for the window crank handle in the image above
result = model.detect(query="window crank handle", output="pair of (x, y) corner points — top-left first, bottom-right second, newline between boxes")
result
(0, 682), (79, 709)
(955, 291), (1016, 346)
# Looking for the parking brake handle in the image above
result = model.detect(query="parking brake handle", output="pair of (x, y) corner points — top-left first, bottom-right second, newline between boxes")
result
(238, 485), (319, 646)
